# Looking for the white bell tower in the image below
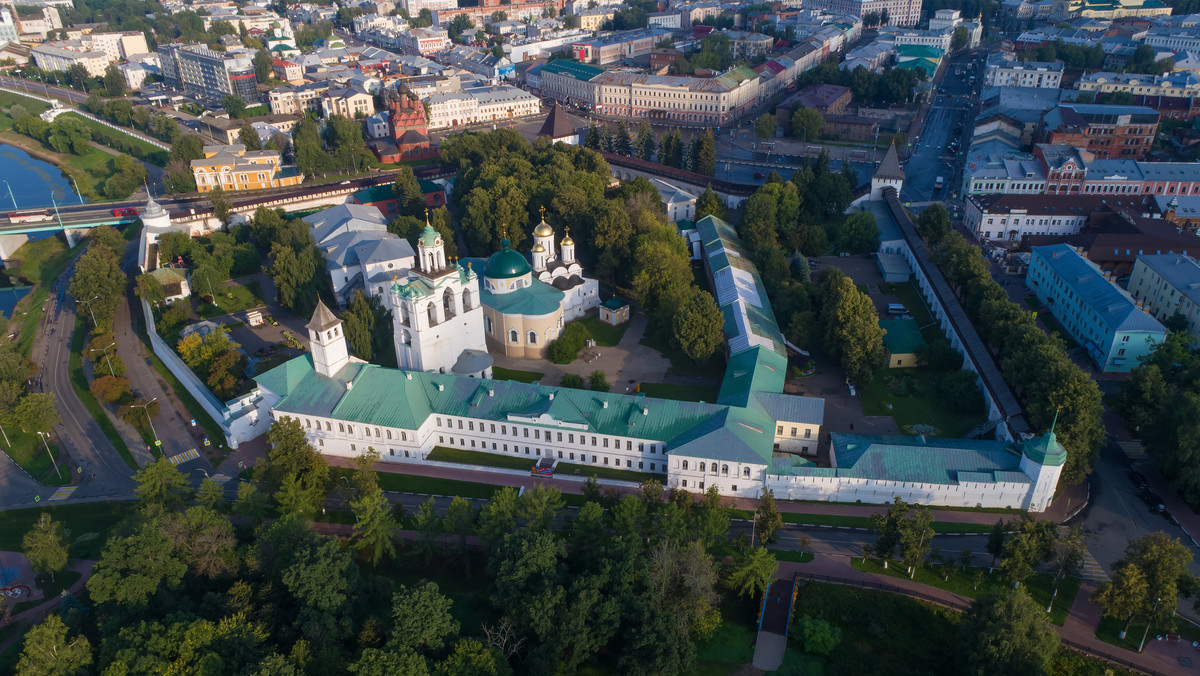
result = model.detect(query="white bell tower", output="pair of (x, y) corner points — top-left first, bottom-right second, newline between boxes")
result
(308, 299), (349, 377)
(417, 211), (446, 273)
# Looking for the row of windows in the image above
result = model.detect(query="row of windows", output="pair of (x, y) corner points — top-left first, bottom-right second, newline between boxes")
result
(436, 416), (657, 453)
(301, 416), (409, 441)
(775, 425), (812, 439)
(680, 460), (751, 478)
(439, 436), (660, 470)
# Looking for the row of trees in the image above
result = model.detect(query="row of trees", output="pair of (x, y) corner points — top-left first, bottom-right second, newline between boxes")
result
(1114, 331), (1200, 503)
(796, 61), (925, 107)
(82, 94), (181, 144)
(924, 228), (1104, 485)
(583, 121), (719, 178)
(12, 415), (781, 675)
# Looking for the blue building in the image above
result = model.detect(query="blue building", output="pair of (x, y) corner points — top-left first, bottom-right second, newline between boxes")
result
(1026, 243), (1166, 372)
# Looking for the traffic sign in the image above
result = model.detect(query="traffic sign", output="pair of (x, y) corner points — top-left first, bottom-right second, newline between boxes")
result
(154, 440), (162, 447)
(190, 419), (196, 427)
(203, 438), (210, 446)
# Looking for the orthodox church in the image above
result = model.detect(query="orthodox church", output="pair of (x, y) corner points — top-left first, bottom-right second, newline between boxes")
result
(469, 210), (599, 359)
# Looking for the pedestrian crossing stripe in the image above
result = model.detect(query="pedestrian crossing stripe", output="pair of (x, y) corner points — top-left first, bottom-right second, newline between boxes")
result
(209, 473), (231, 486)
(48, 486), (77, 501)
(168, 448), (200, 465)
(1058, 525), (1110, 582)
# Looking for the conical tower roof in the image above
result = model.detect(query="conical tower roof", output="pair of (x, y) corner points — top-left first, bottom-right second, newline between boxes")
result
(538, 102), (573, 140)
(875, 142), (905, 182)
(306, 298), (341, 332)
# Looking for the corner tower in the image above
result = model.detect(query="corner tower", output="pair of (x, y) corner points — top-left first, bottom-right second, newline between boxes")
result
(308, 299), (349, 377)
(1019, 414), (1067, 512)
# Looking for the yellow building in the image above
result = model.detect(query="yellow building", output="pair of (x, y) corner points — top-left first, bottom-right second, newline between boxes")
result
(190, 144), (303, 193)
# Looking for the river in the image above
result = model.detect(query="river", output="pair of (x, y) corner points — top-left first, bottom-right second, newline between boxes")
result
(0, 142), (86, 210)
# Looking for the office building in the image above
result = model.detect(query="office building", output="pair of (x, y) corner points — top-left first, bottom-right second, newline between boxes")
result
(159, 44), (259, 102)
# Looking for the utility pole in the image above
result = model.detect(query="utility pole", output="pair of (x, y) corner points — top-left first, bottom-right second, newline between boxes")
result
(37, 431), (61, 479)
(132, 398), (158, 449)
(89, 342), (116, 376)
(2, 180), (16, 210)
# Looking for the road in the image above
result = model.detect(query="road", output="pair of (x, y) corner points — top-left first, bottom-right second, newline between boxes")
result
(900, 50), (982, 205)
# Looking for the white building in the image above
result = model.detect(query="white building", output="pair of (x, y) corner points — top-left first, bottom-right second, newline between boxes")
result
(84, 31), (150, 62)
(32, 41), (110, 77)
(401, 0), (458, 13)
(397, 27), (450, 57)
(985, 57), (1064, 88)
(964, 194), (1096, 242)
(651, 178), (698, 222)
(427, 84), (541, 129)
(304, 203), (418, 306)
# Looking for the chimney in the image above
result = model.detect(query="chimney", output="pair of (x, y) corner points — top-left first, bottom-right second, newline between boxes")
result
(346, 381), (353, 390)
(602, 400), (608, 408)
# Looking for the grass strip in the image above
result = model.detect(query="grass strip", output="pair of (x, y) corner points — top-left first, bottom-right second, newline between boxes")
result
(555, 462), (660, 483)
(427, 446), (536, 471)
(0, 501), (136, 556)
(491, 366), (544, 384)
(769, 549), (815, 563)
(69, 314), (136, 469)
(778, 511), (986, 533)
(578, 316), (629, 347)
(333, 467), (500, 500)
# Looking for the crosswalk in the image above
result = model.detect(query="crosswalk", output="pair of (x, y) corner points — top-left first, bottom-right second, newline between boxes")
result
(1060, 525), (1110, 581)
(209, 473), (231, 486)
(1115, 440), (1145, 460)
(47, 485), (77, 501)
(167, 448), (200, 466)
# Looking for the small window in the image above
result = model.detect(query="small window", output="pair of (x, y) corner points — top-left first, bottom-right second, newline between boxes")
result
(743, 467), (750, 478)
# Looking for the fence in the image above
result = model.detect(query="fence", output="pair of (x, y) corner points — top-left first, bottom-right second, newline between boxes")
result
(795, 572), (1169, 676)
(140, 298), (233, 446)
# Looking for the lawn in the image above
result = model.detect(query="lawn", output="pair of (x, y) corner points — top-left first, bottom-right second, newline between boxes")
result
(880, 280), (934, 328)
(5, 429), (68, 485)
(0, 501), (136, 558)
(779, 511), (984, 534)
(0, 129), (117, 200)
(639, 330), (726, 380)
(69, 315), (137, 470)
(11, 569), (82, 615)
(638, 381), (720, 403)
(427, 445), (535, 471)
(334, 467), (501, 500)
(861, 367), (987, 438)
(579, 315), (629, 347)
(851, 557), (1081, 625)
(696, 594), (759, 665)
(7, 236), (74, 360)
(55, 112), (169, 166)
(491, 366), (544, 384)
(0, 90), (51, 114)
(1095, 611), (1200, 653)
(197, 280), (265, 318)
(771, 549), (815, 563)
(555, 462), (661, 483)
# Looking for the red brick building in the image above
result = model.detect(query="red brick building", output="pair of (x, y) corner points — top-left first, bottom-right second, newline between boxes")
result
(369, 88), (438, 163)
(1036, 103), (1160, 159)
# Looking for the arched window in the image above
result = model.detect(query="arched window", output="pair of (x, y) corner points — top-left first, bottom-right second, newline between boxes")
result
(462, 288), (473, 311)
(427, 302), (437, 325)
(711, 464), (717, 475)
(528, 331), (537, 345)
(305, 419), (311, 428)
(743, 467), (750, 478)
(325, 421), (331, 431)
(682, 460), (689, 470)
(443, 288), (456, 319)
(699, 462), (706, 473)
(375, 427), (381, 437)
(386, 430), (392, 439)
(721, 464), (729, 476)
(338, 423), (345, 432)
(509, 329), (519, 343)
(402, 329), (412, 345)
(484, 315), (493, 334)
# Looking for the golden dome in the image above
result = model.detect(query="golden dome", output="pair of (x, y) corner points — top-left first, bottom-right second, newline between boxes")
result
(533, 220), (554, 238)
(532, 243), (546, 253)
(561, 226), (574, 246)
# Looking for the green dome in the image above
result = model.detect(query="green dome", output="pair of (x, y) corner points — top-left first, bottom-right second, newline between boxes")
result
(420, 224), (440, 248)
(484, 239), (532, 279)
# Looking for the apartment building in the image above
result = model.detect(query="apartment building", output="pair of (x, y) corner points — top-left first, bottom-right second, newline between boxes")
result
(1076, 71), (1200, 98)
(268, 81), (329, 115)
(570, 28), (669, 64)
(1026, 243), (1166, 372)
(190, 144), (303, 192)
(798, 0), (922, 26)
(577, 7), (615, 30)
(0, 8), (17, 45)
(396, 27), (450, 56)
(84, 32), (149, 62)
(32, 41), (109, 76)
(1037, 103), (1160, 160)
(965, 194), (1118, 242)
(426, 85), (540, 129)
(726, 31), (774, 60)
(159, 44), (258, 102)
(401, 0), (458, 13)
(984, 57), (1063, 88)
(1129, 253), (1200, 339)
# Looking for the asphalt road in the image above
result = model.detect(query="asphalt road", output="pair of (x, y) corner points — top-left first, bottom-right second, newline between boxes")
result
(900, 50), (983, 204)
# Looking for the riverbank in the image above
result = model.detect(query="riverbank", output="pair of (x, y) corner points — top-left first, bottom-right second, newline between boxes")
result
(0, 133), (104, 201)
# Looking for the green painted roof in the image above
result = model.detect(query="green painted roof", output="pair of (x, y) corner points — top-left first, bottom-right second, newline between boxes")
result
(824, 433), (1031, 485)
(541, 60), (605, 81)
(1022, 430), (1066, 466)
(483, 240), (533, 280)
(419, 224), (440, 248)
(480, 277), (563, 316)
(897, 44), (944, 58)
(602, 297), (629, 310)
(880, 319), (925, 355)
(717, 346), (786, 406)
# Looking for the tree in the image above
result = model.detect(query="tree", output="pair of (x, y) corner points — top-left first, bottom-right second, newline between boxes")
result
(589, 370), (610, 392)
(694, 129), (716, 176)
(393, 166), (426, 218)
(254, 47), (273, 82)
(755, 489), (784, 546)
(86, 519), (187, 606)
(415, 497), (442, 564)
(672, 287), (723, 361)
(789, 107), (823, 141)
(438, 639), (512, 676)
(998, 514), (1056, 588)
(1116, 363), (1168, 433)
(958, 588), (1060, 676)
(754, 112), (777, 139)
(1114, 532), (1194, 625)
(239, 124), (263, 151)
(233, 481), (269, 524)
(197, 477), (226, 511)
(518, 484), (564, 530)
(15, 615), (92, 676)
(23, 513), (69, 582)
(952, 25), (970, 51)
(477, 486), (518, 547)
(103, 63), (125, 97)
(560, 373), (584, 388)
(724, 545), (776, 599)
(350, 648), (428, 676)
(818, 270), (885, 384)
(871, 497), (909, 566)
(614, 121), (633, 156)
(1094, 564), (1151, 639)
(695, 186), (725, 221)
(442, 496), (476, 569)
(133, 456), (194, 509)
(836, 211), (880, 253)
(209, 185), (232, 225)
(635, 120), (656, 161)
(391, 582), (461, 654)
(897, 505), (934, 578)
(221, 95), (247, 118)
(70, 246), (125, 327)
(352, 483), (398, 566)
(986, 519), (1007, 570)
(916, 203), (951, 248)
(15, 392), (60, 435)
(162, 506), (237, 579)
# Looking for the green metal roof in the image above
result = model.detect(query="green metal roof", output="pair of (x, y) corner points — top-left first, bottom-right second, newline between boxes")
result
(419, 224), (440, 248)
(880, 319), (925, 355)
(717, 346), (787, 406)
(540, 60), (605, 81)
(483, 240), (532, 279)
(1022, 430), (1066, 466)
(602, 297), (629, 310)
(481, 278), (562, 316)
(827, 433), (1030, 486)
(897, 44), (944, 58)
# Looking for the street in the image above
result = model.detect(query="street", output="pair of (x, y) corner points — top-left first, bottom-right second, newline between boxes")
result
(900, 50), (982, 205)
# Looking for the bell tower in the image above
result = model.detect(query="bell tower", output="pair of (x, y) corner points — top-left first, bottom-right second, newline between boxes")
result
(417, 210), (446, 274)
(307, 299), (349, 377)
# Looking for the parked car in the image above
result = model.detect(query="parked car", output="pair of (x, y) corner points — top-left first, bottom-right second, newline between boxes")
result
(1141, 490), (1164, 512)
(898, 314), (914, 321)
(1128, 470), (1149, 490)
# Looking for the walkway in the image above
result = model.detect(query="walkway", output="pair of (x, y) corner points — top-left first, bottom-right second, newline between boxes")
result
(785, 555), (1188, 676)
(0, 557), (95, 657)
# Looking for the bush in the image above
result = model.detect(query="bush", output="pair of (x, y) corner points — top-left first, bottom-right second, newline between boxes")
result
(795, 615), (841, 656)
(589, 370), (609, 392)
(936, 369), (985, 415)
(560, 373), (584, 389)
(546, 322), (592, 364)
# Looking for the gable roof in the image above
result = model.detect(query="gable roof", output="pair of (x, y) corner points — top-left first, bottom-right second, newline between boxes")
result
(1032, 244), (1167, 334)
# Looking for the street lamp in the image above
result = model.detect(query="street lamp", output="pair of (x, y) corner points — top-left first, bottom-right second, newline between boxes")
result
(1138, 597), (1162, 652)
(77, 295), (99, 326)
(69, 175), (83, 204)
(89, 342), (116, 376)
(36, 431), (61, 479)
(2, 180), (17, 210)
(131, 398), (158, 449)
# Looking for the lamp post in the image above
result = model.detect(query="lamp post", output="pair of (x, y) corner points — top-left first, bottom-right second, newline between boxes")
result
(89, 342), (116, 376)
(2, 180), (17, 210)
(69, 175), (83, 204)
(36, 431), (61, 479)
(1138, 597), (1162, 652)
(131, 398), (158, 450)
(77, 295), (99, 326)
